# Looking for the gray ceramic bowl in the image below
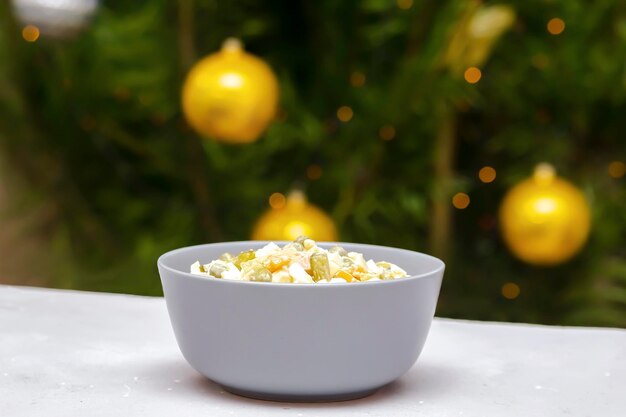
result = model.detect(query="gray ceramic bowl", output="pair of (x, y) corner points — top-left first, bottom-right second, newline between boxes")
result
(157, 241), (444, 402)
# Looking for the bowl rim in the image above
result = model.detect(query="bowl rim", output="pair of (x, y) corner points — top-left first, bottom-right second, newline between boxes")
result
(158, 240), (445, 288)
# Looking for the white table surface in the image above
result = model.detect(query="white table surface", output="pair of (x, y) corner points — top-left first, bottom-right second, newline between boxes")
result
(1, 285), (624, 417)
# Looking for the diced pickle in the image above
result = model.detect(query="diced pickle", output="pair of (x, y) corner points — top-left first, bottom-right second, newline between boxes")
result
(234, 249), (256, 269)
(310, 253), (331, 282)
(329, 246), (347, 256)
(209, 262), (227, 278)
(244, 265), (272, 282)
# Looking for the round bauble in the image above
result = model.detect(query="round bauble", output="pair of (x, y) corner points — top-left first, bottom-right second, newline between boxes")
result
(182, 38), (279, 143)
(252, 191), (337, 241)
(499, 164), (591, 266)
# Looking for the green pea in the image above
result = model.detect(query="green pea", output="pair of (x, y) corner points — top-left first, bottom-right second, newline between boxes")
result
(294, 235), (309, 244)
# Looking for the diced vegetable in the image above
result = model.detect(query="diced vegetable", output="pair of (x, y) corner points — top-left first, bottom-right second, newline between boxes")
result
(219, 252), (235, 263)
(329, 246), (347, 256)
(295, 235), (309, 244)
(191, 236), (408, 283)
(284, 242), (304, 251)
(334, 270), (353, 282)
(310, 253), (331, 282)
(234, 249), (256, 269)
(209, 262), (227, 278)
(244, 265), (272, 282)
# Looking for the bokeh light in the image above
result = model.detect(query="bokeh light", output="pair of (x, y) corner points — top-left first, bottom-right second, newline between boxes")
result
(350, 71), (366, 87)
(379, 125), (396, 141)
(608, 161), (625, 178)
(464, 67), (482, 84)
(547, 18), (565, 35)
(306, 164), (323, 180)
(479, 166), (497, 183)
(502, 282), (521, 299)
(337, 106), (353, 122)
(397, 0), (413, 10)
(269, 192), (286, 209)
(22, 25), (40, 42)
(219, 73), (243, 89)
(452, 192), (470, 209)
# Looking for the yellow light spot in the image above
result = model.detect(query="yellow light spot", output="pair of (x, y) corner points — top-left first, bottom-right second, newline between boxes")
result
(533, 197), (557, 215)
(284, 221), (312, 240)
(464, 67), (482, 84)
(478, 166), (497, 183)
(502, 282), (520, 299)
(350, 71), (366, 87)
(22, 25), (40, 42)
(397, 0), (414, 10)
(547, 18), (565, 35)
(269, 192), (286, 209)
(379, 125), (396, 141)
(219, 73), (244, 89)
(337, 106), (353, 122)
(452, 192), (470, 209)
(533, 163), (556, 185)
(306, 164), (323, 180)
(608, 161), (625, 178)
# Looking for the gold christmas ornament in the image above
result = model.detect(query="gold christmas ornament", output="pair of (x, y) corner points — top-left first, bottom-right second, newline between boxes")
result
(182, 38), (279, 143)
(499, 164), (591, 266)
(252, 191), (338, 241)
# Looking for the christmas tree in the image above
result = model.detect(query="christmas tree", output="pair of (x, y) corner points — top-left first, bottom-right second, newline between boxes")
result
(0, 0), (624, 327)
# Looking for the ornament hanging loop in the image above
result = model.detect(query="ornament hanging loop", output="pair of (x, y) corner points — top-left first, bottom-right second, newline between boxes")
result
(222, 37), (243, 53)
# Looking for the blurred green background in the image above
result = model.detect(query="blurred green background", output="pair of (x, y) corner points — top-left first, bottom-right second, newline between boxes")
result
(0, 0), (624, 327)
